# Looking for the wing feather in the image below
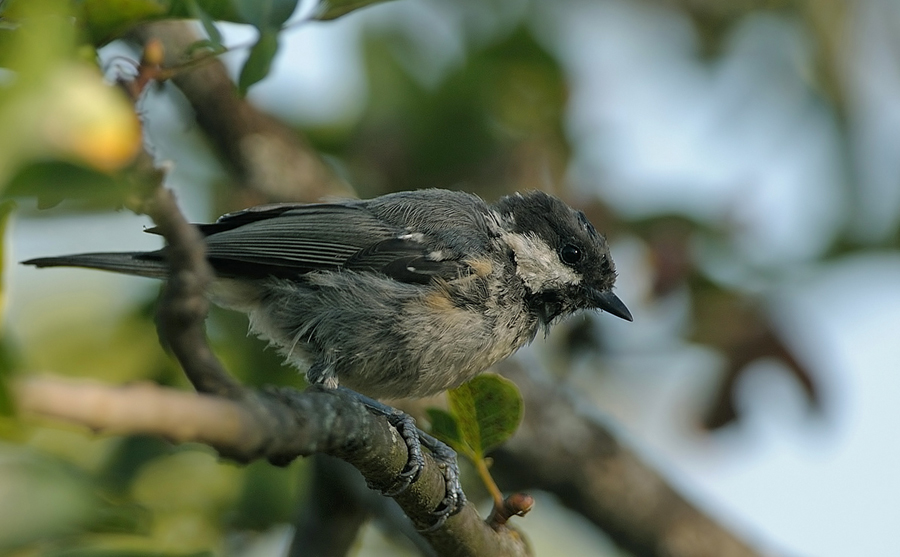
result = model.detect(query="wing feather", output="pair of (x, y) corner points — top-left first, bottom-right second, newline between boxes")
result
(197, 202), (468, 283)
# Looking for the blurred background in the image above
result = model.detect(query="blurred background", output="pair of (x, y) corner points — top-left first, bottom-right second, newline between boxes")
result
(2, 0), (900, 555)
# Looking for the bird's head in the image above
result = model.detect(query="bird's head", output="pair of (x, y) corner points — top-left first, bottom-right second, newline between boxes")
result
(493, 191), (632, 326)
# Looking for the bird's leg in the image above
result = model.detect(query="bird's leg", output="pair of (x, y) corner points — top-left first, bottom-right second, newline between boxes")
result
(336, 386), (467, 529)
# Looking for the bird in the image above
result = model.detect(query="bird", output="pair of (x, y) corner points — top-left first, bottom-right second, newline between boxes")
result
(24, 188), (632, 524)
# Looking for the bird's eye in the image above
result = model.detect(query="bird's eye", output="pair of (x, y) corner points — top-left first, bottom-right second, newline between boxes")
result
(561, 243), (582, 265)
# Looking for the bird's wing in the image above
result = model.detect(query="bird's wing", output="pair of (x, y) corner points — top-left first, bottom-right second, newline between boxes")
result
(195, 203), (467, 284)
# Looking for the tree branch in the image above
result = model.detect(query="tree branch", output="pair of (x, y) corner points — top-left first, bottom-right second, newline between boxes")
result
(492, 361), (761, 557)
(14, 375), (529, 556)
(141, 183), (244, 399)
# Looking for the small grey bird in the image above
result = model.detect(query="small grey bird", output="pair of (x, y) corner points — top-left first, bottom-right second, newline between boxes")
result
(25, 188), (631, 524)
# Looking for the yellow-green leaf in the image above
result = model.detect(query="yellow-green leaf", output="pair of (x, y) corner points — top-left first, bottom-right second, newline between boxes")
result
(426, 408), (467, 456)
(447, 373), (523, 458)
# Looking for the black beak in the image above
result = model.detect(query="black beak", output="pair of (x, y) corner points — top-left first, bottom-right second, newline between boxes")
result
(591, 291), (633, 322)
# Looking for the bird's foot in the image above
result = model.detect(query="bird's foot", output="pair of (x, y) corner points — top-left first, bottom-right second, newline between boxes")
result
(337, 387), (466, 529)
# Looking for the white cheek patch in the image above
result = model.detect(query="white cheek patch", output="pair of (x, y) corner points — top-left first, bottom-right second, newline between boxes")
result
(502, 232), (582, 292)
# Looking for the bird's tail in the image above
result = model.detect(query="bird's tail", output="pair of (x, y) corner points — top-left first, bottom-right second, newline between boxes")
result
(23, 252), (169, 279)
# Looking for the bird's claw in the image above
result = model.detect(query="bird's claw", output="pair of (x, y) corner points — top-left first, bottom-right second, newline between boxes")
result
(381, 412), (425, 496)
(416, 429), (467, 530)
(415, 456), (467, 532)
(382, 413), (467, 530)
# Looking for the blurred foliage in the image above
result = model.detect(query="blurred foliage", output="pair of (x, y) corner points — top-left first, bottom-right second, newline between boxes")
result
(317, 0), (395, 21)
(0, 0), (894, 554)
(206, 306), (307, 390)
(0, 0), (141, 193)
(320, 26), (569, 200)
(67, 0), (392, 93)
(231, 0), (298, 94)
(5, 162), (126, 209)
(72, 0), (392, 44)
(0, 200), (12, 328)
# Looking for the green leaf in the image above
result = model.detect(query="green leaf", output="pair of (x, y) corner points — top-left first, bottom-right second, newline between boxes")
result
(315, 0), (394, 20)
(447, 373), (524, 458)
(237, 29), (279, 96)
(231, 0), (298, 29)
(186, 0), (223, 48)
(426, 408), (464, 453)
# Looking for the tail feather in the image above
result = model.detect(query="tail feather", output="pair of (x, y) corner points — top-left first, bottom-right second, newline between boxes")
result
(23, 252), (169, 279)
